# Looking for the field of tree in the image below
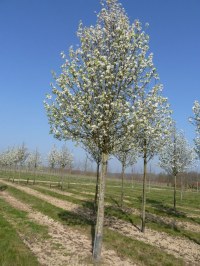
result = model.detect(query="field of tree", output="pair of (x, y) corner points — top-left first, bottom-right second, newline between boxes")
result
(1, 0), (200, 265)
(0, 170), (199, 265)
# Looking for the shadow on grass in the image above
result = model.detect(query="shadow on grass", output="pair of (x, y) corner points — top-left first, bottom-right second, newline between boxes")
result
(81, 200), (95, 210)
(145, 211), (181, 232)
(182, 231), (200, 245)
(189, 216), (200, 225)
(105, 205), (141, 231)
(58, 207), (96, 251)
(0, 185), (7, 191)
(109, 196), (121, 208)
(145, 198), (187, 218)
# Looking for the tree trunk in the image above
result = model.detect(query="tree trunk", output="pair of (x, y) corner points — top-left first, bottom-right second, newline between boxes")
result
(94, 162), (100, 211)
(93, 152), (108, 262)
(141, 148), (147, 233)
(121, 163), (125, 208)
(180, 176), (183, 201)
(61, 169), (64, 190)
(174, 174), (177, 210)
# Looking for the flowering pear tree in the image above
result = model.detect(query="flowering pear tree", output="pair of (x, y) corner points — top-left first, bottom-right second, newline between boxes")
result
(26, 149), (41, 171)
(0, 146), (26, 169)
(0, 148), (16, 168)
(25, 149), (41, 184)
(48, 145), (60, 170)
(44, 0), (162, 260)
(159, 128), (196, 210)
(190, 101), (200, 159)
(57, 145), (73, 189)
(134, 85), (172, 232)
(16, 143), (29, 168)
(115, 144), (138, 207)
(57, 145), (73, 169)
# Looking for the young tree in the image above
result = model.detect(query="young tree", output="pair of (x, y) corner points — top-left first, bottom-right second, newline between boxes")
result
(159, 128), (196, 210)
(48, 145), (59, 170)
(190, 101), (200, 159)
(16, 143), (29, 168)
(0, 147), (18, 170)
(27, 149), (41, 170)
(57, 145), (73, 189)
(115, 144), (138, 207)
(44, 0), (161, 261)
(26, 149), (42, 181)
(134, 85), (172, 232)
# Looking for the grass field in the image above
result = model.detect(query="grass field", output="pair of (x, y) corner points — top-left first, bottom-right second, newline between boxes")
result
(0, 169), (199, 265)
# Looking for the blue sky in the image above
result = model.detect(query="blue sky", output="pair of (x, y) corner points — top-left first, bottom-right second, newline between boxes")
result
(0, 0), (199, 172)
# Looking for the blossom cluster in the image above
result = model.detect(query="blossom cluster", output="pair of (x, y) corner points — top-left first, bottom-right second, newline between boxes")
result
(191, 101), (200, 158)
(0, 144), (28, 167)
(44, 0), (171, 159)
(48, 145), (73, 169)
(159, 129), (196, 176)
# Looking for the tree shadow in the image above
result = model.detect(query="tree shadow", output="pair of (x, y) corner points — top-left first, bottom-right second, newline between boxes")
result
(145, 211), (180, 232)
(109, 196), (121, 208)
(182, 231), (200, 245)
(0, 185), (7, 191)
(145, 198), (186, 218)
(105, 205), (140, 231)
(58, 205), (96, 252)
(189, 216), (200, 225)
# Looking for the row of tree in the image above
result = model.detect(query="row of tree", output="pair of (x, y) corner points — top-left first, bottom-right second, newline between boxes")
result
(42, 0), (199, 262)
(0, 144), (73, 172)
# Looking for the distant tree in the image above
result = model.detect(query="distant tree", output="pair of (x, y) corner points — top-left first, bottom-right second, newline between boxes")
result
(48, 145), (60, 170)
(57, 145), (73, 169)
(16, 143), (29, 168)
(57, 145), (73, 189)
(159, 128), (196, 210)
(190, 101), (200, 159)
(27, 149), (41, 170)
(44, 0), (162, 261)
(115, 144), (138, 207)
(0, 148), (16, 168)
(82, 142), (102, 211)
(134, 85), (172, 232)
(26, 149), (41, 184)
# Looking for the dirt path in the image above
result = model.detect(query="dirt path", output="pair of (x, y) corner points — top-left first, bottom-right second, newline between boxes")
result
(0, 190), (134, 266)
(1, 180), (200, 265)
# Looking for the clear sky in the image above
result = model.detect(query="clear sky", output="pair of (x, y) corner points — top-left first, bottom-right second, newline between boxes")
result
(0, 0), (199, 172)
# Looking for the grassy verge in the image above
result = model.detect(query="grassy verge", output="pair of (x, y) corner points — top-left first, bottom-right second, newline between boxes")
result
(0, 198), (40, 266)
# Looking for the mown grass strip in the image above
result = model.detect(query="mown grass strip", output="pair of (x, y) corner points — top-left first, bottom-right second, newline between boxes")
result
(0, 199), (39, 266)
(4, 185), (185, 265)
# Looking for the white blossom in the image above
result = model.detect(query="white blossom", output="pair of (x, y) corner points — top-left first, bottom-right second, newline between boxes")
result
(190, 100), (200, 158)
(159, 128), (196, 176)
(26, 149), (41, 170)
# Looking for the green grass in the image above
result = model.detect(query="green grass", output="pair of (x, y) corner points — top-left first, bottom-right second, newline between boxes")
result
(0, 200), (39, 266)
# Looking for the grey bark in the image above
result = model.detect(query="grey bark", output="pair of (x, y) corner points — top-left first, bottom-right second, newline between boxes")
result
(141, 142), (147, 233)
(93, 152), (108, 262)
